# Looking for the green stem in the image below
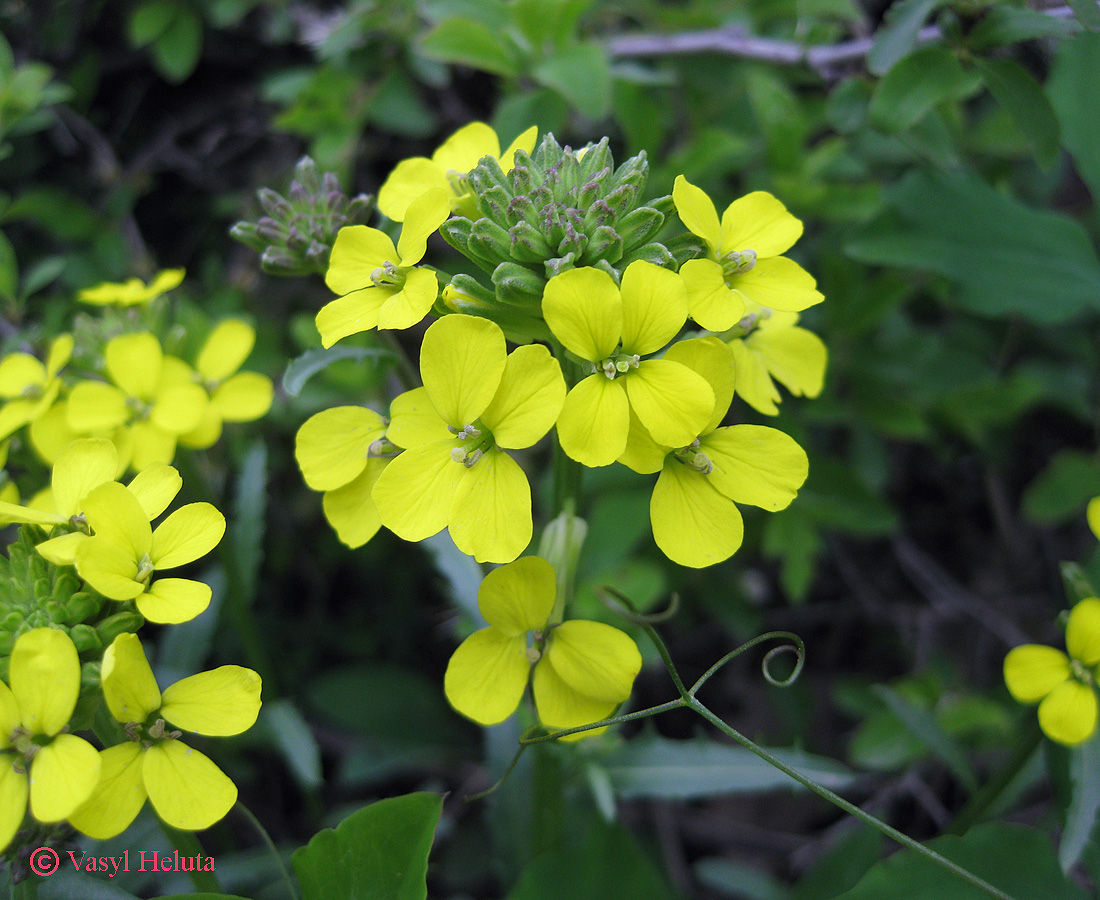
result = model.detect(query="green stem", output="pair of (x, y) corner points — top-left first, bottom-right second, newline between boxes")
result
(163, 827), (222, 894)
(235, 801), (299, 900)
(12, 876), (37, 900)
(377, 329), (421, 391)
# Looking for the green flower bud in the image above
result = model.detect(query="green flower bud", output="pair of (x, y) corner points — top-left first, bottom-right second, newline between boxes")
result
(509, 221), (554, 262)
(68, 624), (101, 653)
(617, 206), (665, 251)
(64, 590), (103, 624)
(492, 262), (545, 309)
(95, 611), (145, 644)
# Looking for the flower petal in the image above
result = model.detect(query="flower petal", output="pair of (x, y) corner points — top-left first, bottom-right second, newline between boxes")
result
(386, 387), (452, 449)
(729, 256), (823, 312)
(619, 260), (688, 356)
(545, 620), (641, 704)
(150, 502), (225, 569)
(625, 359), (714, 448)
(0, 682), (20, 748)
(556, 375), (629, 467)
(477, 555), (556, 636)
(651, 462), (744, 568)
(617, 409), (670, 475)
(432, 121), (500, 172)
(150, 383), (209, 435)
(82, 481), (152, 559)
(1088, 496), (1100, 541)
(316, 288), (387, 347)
(450, 450), (532, 564)
(10, 628), (80, 736)
(49, 439), (118, 517)
(681, 257), (746, 333)
(420, 314), (506, 428)
(126, 463), (182, 520)
(1038, 680), (1099, 745)
(35, 531), (87, 566)
(197, 319), (255, 381)
(532, 658), (618, 734)
(1004, 644), (1072, 703)
(396, 188), (450, 265)
(143, 740), (238, 831)
(673, 175), (722, 249)
(137, 578), (212, 625)
(371, 440), (459, 542)
(75, 536), (144, 600)
(0, 353), (44, 397)
(377, 267), (440, 331)
(322, 458), (389, 548)
(67, 743), (147, 839)
(542, 267), (623, 362)
(161, 666), (262, 736)
(479, 344), (565, 449)
(501, 125), (538, 170)
(664, 337), (736, 435)
(101, 633), (162, 724)
(296, 406), (386, 490)
(66, 381), (130, 432)
(1068, 598), (1100, 666)
(325, 226), (399, 295)
(377, 157), (450, 222)
(703, 425), (808, 510)
(444, 629), (530, 725)
(719, 191), (803, 257)
(0, 759), (28, 852)
(212, 373), (273, 422)
(128, 422), (177, 471)
(106, 332), (162, 400)
(29, 734), (100, 821)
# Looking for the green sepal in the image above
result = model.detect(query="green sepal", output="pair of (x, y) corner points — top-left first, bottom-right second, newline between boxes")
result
(468, 218), (513, 266)
(508, 220), (554, 261)
(617, 206), (666, 251)
(621, 242), (675, 269)
(492, 261), (546, 309)
(95, 611), (145, 645)
(439, 217), (500, 273)
(68, 623), (102, 653)
(580, 224), (623, 265)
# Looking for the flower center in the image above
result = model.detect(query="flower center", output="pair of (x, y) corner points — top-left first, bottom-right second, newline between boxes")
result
(135, 554), (156, 585)
(672, 439), (713, 474)
(445, 169), (471, 198)
(448, 420), (495, 468)
(1071, 658), (1095, 687)
(721, 248), (757, 280)
(370, 261), (405, 288)
(596, 350), (641, 380)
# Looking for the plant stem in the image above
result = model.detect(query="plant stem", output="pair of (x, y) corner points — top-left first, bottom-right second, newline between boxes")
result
(12, 877), (37, 900)
(236, 801), (299, 900)
(163, 827), (222, 894)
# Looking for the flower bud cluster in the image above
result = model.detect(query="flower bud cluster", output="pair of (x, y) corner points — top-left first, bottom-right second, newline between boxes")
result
(230, 156), (374, 276)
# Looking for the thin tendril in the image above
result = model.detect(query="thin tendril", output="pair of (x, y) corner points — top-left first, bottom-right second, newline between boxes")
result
(235, 800), (299, 900)
(689, 631), (805, 697)
(598, 585), (681, 624)
(464, 742), (529, 802)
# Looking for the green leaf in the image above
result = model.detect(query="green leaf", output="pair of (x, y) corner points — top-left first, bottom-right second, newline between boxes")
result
(0, 228), (16, 302)
(260, 698), (323, 790)
(973, 57), (1060, 166)
(1061, 732), (1100, 872)
(1048, 33), (1100, 204)
(695, 858), (791, 900)
(833, 822), (1089, 900)
(281, 345), (394, 397)
(230, 439), (266, 604)
(19, 255), (65, 298)
(873, 686), (978, 791)
(1061, 562), (1098, 606)
(150, 896), (253, 900)
(967, 6), (1080, 50)
(1022, 451), (1100, 525)
(1068, 0), (1100, 31)
(867, 0), (947, 75)
(129, 0), (179, 47)
(532, 41), (612, 119)
(846, 169), (1100, 323)
(152, 8), (203, 82)
(292, 793), (443, 900)
(826, 78), (873, 134)
(791, 825), (884, 900)
(512, 0), (595, 52)
(604, 732), (857, 800)
(419, 18), (520, 77)
(869, 45), (979, 132)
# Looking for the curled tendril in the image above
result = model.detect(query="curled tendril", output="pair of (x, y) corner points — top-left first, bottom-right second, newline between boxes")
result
(598, 585), (680, 625)
(689, 631), (806, 698)
(761, 643), (804, 687)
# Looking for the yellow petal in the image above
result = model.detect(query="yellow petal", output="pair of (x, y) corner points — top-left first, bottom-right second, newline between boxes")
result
(625, 359), (713, 448)
(718, 191), (803, 257)
(479, 344), (565, 449)
(35, 532), (87, 566)
(128, 422), (177, 471)
(316, 288), (387, 347)
(444, 629), (530, 725)
(1088, 496), (1100, 541)
(1038, 680), (1099, 745)
(703, 425), (808, 510)
(106, 332), (162, 400)
(556, 375), (629, 467)
(82, 481), (152, 559)
(673, 175), (722, 249)
(45, 334), (74, 378)
(137, 577), (212, 625)
(501, 125), (538, 170)
(197, 319), (255, 382)
(50, 438), (119, 518)
(477, 555), (556, 636)
(28, 734), (101, 821)
(377, 267), (440, 331)
(432, 121), (500, 172)
(619, 260), (688, 356)
(377, 157), (450, 223)
(371, 440), (459, 541)
(681, 258), (745, 333)
(1004, 644), (1072, 703)
(396, 188), (450, 265)
(545, 620), (641, 704)
(212, 373), (273, 422)
(651, 462), (744, 568)
(143, 740), (238, 831)
(386, 387), (452, 449)
(322, 457), (389, 548)
(729, 339), (781, 416)
(617, 409), (669, 475)
(663, 337), (736, 435)
(450, 450), (532, 564)
(296, 406), (386, 490)
(150, 383), (209, 435)
(0, 759), (28, 852)
(0, 353), (45, 396)
(532, 658), (618, 733)
(101, 633), (162, 724)
(1067, 598), (1100, 666)
(161, 666), (262, 736)
(10, 628), (80, 736)
(420, 314), (506, 428)
(66, 381), (130, 432)
(747, 321), (827, 399)
(541, 267), (623, 362)
(151, 502), (225, 569)
(127, 463), (183, 520)
(67, 743), (147, 840)
(74, 536), (144, 600)
(325, 226), (399, 295)
(0, 682), (20, 748)
(729, 256), (823, 312)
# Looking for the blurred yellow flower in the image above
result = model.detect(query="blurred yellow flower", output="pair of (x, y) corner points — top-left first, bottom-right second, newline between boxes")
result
(77, 269), (185, 306)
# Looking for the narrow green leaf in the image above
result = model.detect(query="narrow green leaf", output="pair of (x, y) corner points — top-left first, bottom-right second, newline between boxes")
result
(230, 440), (267, 604)
(967, 6), (1080, 50)
(129, 0), (179, 47)
(533, 42), (612, 119)
(873, 685), (978, 791)
(1061, 733), (1100, 871)
(292, 793), (443, 900)
(1061, 562), (1098, 606)
(869, 44), (979, 132)
(695, 858), (791, 900)
(0, 229), (17, 302)
(974, 56), (1060, 166)
(867, 0), (947, 75)
(1022, 451), (1100, 525)
(419, 18), (520, 77)
(152, 8), (203, 82)
(281, 345), (393, 397)
(1068, 0), (1100, 31)
(261, 698), (323, 790)
(1048, 33), (1100, 204)
(19, 255), (65, 298)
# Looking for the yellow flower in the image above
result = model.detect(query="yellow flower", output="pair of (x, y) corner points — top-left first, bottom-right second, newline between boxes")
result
(1088, 497), (1100, 542)
(295, 406), (391, 548)
(68, 633), (261, 838)
(619, 337), (808, 568)
(444, 557), (641, 735)
(65, 332), (208, 471)
(371, 314), (565, 563)
(542, 261), (714, 468)
(728, 308), (827, 416)
(1004, 598), (1100, 745)
(317, 189), (450, 347)
(378, 122), (538, 222)
(673, 176), (823, 331)
(0, 334), (73, 441)
(0, 628), (102, 852)
(179, 319), (274, 449)
(73, 479), (225, 623)
(77, 268), (185, 306)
